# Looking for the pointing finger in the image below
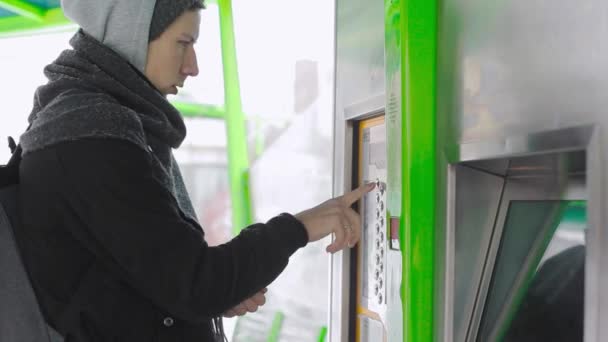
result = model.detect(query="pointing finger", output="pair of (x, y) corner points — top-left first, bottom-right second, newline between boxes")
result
(340, 182), (375, 206)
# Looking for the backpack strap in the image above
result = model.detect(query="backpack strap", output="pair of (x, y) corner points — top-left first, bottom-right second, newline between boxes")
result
(1, 127), (27, 188)
(53, 262), (105, 335)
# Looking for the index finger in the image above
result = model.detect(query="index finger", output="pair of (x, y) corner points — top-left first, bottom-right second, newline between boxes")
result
(340, 182), (376, 206)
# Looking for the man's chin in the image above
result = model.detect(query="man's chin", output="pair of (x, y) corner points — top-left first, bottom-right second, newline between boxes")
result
(165, 86), (178, 96)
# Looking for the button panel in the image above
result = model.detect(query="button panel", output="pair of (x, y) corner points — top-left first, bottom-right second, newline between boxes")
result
(372, 178), (387, 306)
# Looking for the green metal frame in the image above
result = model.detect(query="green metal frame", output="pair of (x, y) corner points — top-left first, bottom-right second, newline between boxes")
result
(0, 7), (70, 36)
(217, 0), (253, 234)
(400, 0), (437, 341)
(0, 0), (45, 21)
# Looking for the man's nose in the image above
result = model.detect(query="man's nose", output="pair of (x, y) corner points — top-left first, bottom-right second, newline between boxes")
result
(182, 47), (199, 77)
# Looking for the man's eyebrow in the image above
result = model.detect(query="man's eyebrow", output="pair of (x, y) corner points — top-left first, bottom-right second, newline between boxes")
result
(180, 33), (197, 42)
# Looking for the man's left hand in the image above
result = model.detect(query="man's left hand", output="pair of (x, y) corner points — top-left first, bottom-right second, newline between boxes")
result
(223, 288), (268, 317)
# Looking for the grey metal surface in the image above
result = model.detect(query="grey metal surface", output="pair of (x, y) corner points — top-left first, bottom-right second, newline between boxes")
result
(437, 0), (608, 339)
(344, 94), (386, 122)
(437, 1), (608, 145)
(334, 0), (385, 114)
(331, 0), (386, 340)
(456, 126), (593, 165)
(329, 116), (356, 342)
(443, 149), (589, 342)
(449, 166), (504, 342)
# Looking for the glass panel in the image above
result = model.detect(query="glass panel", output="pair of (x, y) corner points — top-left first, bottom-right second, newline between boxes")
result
(477, 201), (586, 342)
(0, 31), (75, 162)
(174, 118), (231, 247)
(231, 0), (336, 340)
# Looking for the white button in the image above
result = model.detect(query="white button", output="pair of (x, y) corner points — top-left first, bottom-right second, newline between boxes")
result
(163, 317), (174, 327)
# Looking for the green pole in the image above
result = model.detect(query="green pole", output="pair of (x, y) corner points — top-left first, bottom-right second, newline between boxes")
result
(266, 311), (285, 342)
(217, 0), (253, 234)
(0, 0), (45, 21)
(317, 326), (328, 342)
(401, 0), (437, 341)
(0, 8), (71, 36)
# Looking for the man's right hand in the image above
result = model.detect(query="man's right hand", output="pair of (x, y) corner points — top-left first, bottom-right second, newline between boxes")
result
(295, 183), (375, 254)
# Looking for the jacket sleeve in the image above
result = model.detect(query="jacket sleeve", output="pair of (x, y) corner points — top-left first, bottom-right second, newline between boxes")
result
(51, 139), (309, 322)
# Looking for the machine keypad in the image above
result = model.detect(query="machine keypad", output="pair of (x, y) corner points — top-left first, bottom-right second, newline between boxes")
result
(371, 179), (387, 306)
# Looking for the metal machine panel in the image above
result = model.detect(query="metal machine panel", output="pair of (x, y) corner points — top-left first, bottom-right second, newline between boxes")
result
(331, 0), (386, 340)
(335, 0), (385, 112)
(445, 148), (589, 342)
(437, 0), (608, 339)
(449, 166), (505, 342)
(438, 0), (608, 144)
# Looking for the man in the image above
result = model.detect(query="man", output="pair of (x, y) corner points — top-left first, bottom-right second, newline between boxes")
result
(17, 0), (371, 340)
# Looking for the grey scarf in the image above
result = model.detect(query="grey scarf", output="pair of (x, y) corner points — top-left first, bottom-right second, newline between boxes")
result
(20, 29), (196, 222)
(20, 30), (228, 340)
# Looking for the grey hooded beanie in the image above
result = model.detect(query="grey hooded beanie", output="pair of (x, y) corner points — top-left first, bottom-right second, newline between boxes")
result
(60, 0), (204, 72)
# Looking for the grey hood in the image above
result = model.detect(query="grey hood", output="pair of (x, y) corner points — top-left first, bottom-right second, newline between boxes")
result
(60, 0), (157, 72)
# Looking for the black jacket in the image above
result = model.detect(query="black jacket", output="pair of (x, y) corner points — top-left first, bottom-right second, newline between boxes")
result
(18, 138), (309, 341)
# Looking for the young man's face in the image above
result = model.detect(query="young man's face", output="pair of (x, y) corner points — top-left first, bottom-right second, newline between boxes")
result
(145, 10), (201, 96)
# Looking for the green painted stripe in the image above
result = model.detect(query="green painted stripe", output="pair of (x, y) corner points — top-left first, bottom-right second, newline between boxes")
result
(0, 0), (45, 21)
(0, 8), (71, 37)
(218, 0), (253, 234)
(171, 101), (225, 119)
(266, 311), (285, 342)
(401, 0), (437, 341)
